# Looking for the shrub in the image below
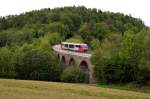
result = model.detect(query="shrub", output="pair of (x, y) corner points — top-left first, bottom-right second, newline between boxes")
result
(90, 39), (101, 50)
(92, 30), (143, 84)
(16, 48), (62, 81)
(61, 66), (85, 83)
(65, 37), (83, 43)
(137, 54), (150, 85)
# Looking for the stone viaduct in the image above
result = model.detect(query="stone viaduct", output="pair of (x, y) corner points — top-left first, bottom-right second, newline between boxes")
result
(52, 45), (94, 83)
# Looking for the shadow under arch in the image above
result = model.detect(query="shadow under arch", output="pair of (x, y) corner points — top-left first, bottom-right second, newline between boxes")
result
(69, 58), (76, 66)
(79, 61), (89, 83)
(79, 61), (89, 71)
(61, 56), (66, 66)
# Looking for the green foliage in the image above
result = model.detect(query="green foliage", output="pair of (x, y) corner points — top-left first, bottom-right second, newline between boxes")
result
(79, 23), (93, 43)
(16, 47), (62, 81)
(93, 23), (110, 40)
(50, 13), (61, 22)
(49, 33), (62, 45)
(91, 42), (120, 84)
(137, 57), (150, 85)
(61, 14), (82, 32)
(0, 47), (16, 78)
(0, 32), (9, 47)
(0, 32), (62, 81)
(45, 22), (65, 35)
(61, 66), (85, 83)
(65, 37), (83, 43)
(92, 30), (144, 84)
(14, 33), (62, 81)
(79, 22), (111, 43)
(90, 39), (101, 50)
(134, 28), (150, 84)
(92, 28), (150, 85)
(0, 6), (145, 44)
(33, 33), (62, 49)
(118, 31), (142, 83)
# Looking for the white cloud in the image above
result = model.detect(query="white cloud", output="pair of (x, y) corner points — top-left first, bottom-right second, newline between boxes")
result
(0, 0), (150, 26)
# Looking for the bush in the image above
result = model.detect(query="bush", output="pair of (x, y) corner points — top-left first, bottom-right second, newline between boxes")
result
(65, 37), (83, 43)
(16, 48), (62, 81)
(92, 48), (123, 84)
(92, 30), (143, 84)
(137, 55), (150, 85)
(61, 66), (85, 83)
(90, 39), (101, 50)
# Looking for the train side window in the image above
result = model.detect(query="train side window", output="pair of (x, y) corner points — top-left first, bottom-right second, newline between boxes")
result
(69, 44), (74, 48)
(65, 44), (68, 48)
(76, 45), (81, 48)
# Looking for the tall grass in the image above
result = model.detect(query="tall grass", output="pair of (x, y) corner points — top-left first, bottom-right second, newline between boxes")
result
(0, 79), (150, 99)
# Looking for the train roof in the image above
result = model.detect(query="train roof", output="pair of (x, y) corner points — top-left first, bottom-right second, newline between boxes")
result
(61, 42), (87, 45)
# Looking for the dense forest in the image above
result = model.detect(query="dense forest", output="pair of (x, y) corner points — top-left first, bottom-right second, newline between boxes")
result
(0, 6), (149, 85)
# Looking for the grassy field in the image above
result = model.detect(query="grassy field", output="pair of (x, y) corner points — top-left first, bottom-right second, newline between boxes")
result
(0, 79), (150, 99)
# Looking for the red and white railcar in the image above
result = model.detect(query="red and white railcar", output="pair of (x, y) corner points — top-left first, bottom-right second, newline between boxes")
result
(61, 42), (88, 52)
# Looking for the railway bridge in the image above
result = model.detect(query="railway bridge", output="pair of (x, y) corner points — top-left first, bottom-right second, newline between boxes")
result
(52, 45), (94, 83)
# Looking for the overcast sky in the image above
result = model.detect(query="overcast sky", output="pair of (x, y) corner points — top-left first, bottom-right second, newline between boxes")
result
(0, 0), (149, 26)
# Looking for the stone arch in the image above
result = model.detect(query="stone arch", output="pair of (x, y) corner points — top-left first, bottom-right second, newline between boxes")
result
(79, 61), (89, 83)
(61, 56), (66, 66)
(79, 61), (89, 71)
(69, 58), (76, 66)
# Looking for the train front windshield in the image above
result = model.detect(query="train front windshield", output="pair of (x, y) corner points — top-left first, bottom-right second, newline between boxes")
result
(82, 45), (88, 49)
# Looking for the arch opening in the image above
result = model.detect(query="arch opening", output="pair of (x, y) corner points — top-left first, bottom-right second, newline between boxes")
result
(79, 61), (89, 71)
(61, 56), (66, 66)
(69, 58), (76, 66)
(79, 61), (89, 83)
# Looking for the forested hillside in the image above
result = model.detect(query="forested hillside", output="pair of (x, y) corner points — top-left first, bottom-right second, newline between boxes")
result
(0, 6), (149, 85)
(0, 6), (145, 46)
